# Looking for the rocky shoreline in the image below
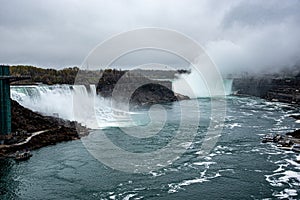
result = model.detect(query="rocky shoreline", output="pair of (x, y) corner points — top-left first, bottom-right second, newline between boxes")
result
(0, 100), (88, 158)
(232, 72), (300, 105)
(232, 72), (300, 145)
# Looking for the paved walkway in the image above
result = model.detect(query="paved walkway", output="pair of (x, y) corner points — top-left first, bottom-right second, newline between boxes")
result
(13, 130), (50, 146)
(0, 129), (49, 149)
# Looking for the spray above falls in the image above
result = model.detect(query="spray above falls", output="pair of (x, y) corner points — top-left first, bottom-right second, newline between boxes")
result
(173, 69), (233, 98)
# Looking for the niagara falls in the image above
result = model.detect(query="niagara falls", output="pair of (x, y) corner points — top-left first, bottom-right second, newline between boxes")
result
(1, 1), (300, 200)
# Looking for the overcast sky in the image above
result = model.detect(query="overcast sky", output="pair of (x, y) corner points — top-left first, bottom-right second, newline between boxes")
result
(0, 0), (300, 74)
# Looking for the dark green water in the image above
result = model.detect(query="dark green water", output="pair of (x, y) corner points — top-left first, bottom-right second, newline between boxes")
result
(1, 97), (300, 199)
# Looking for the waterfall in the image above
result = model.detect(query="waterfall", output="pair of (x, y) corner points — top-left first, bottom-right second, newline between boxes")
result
(10, 85), (138, 129)
(11, 85), (75, 119)
(10, 77), (233, 129)
(223, 79), (233, 96)
(172, 69), (233, 98)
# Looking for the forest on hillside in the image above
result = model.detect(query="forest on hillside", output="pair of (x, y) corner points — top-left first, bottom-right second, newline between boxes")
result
(10, 65), (79, 85)
(9, 65), (189, 85)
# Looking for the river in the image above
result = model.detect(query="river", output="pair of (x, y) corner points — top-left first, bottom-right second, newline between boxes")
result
(1, 90), (300, 199)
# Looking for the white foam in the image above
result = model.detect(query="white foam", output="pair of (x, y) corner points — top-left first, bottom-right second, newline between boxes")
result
(285, 159), (300, 167)
(149, 171), (165, 177)
(181, 172), (221, 187)
(226, 123), (241, 129)
(168, 172), (221, 193)
(274, 189), (298, 199)
(179, 142), (193, 149)
(193, 162), (216, 168)
(266, 170), (300, 187)
(240, 111), (253, 116)
(179, 177), (208, 186)
(273, 164), (288, 173)
(123, 194), (137, 200)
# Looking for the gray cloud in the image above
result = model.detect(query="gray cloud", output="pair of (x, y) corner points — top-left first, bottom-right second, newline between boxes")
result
(0, 0), (299, 74)
(209, 0), (300, 74)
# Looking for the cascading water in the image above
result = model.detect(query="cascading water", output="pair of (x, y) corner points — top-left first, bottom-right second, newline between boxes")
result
(223, 79), (233, 95)
(11, 85), (74, 120)
(173, 69), (233, 98)
(10, 75), (233, 128)
(10, 85), (138, 129)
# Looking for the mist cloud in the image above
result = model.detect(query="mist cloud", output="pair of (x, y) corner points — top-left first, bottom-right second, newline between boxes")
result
(0, 0), (299, 74)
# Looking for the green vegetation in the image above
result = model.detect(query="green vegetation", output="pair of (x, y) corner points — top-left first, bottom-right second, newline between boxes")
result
(10, 65), (79, 85)
(9, 65), (190, 85)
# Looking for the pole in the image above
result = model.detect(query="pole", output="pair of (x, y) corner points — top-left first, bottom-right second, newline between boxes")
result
(0, 65), (11, 136)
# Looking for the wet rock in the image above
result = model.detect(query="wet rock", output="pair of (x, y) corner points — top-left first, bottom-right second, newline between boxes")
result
(0, 100), (88, 157)
(286, 129), (300, 139)
(232, 75), (300, 105)
(96, 70), (190, 107)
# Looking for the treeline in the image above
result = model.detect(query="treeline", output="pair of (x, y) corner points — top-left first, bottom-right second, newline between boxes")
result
(9, 65), (190, 85)
(10, 65), (79, 85)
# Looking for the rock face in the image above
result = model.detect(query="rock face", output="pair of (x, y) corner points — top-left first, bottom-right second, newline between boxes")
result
(11, 100), (65, 132)
(232, 78), (273, 97)
(232, 75), (300, 105)
(0, 100), (87, 156)
(129, 83), (178, 106)
(11, 100), (86, 135)
(97, 70), (189, 107)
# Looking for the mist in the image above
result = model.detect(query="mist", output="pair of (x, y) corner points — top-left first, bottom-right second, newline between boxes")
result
(0, 0), (299, 75)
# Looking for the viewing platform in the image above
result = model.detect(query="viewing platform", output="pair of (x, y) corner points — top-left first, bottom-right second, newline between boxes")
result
(0, 65), (30, 139)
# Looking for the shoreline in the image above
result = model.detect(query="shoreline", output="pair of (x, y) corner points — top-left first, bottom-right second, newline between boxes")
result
(0, 126), (89, 159)
(0, 100), (89, 159)
(232, 93), (300, 141)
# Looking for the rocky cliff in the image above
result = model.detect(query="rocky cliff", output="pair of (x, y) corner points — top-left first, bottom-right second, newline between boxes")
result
(97, 69), (189, 107)
(232, 73), (300, 105)
(0, 100), (87, 157)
